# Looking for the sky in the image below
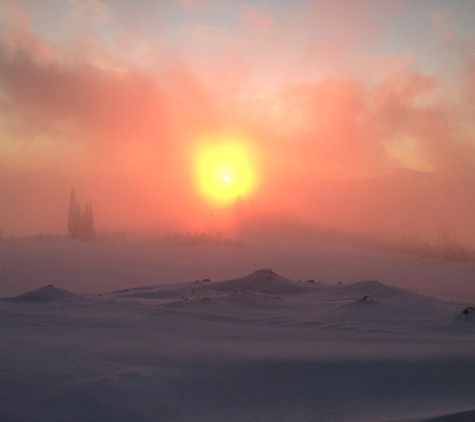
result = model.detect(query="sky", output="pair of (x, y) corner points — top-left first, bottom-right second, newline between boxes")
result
(1, 0), (475, 242)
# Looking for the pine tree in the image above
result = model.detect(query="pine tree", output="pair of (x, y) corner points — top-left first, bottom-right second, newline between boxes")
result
(82, 203), (95, 236)
(67, 188), (80, 237)
(67, 189), (95, 238)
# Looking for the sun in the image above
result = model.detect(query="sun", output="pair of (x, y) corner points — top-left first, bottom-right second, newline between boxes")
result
(194, 139), (256, 206)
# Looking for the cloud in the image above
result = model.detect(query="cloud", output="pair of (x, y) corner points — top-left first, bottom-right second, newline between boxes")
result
(240, 3), (274, 32)
(255, 67), (469, 180)
(1, 0), (475, 240)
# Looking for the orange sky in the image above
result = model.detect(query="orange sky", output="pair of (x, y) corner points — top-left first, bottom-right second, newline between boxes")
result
(1, 0), (475, 244)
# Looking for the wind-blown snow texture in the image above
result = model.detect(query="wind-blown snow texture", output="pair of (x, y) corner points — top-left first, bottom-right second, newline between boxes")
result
(1, 239), (475, 421)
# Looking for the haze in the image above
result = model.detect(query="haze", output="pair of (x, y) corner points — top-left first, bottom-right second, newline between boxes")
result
(1, 0), (475, 246)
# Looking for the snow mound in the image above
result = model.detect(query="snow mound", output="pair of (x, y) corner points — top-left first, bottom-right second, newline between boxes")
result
(7, 285), (78, 302)
(338, 280), (440, 305)
(89, 272), (465, 332)
(207, 269), (304, 295)
(342, 280), (408, 296)
(419, 408), (475, 421)
(455, 305), (475, 323)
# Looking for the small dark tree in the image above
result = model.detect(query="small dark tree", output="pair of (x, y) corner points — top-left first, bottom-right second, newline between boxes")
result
(67, 188), (95, 238)
(82, 203), (95, 236)
(68, 188), (80, 237)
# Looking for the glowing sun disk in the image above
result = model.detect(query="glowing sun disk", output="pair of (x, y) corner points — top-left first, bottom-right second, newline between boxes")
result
(194, 141), (256, 206)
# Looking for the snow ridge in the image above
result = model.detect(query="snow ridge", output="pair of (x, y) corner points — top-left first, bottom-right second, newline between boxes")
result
(207, 269), (304, 295)
(7, 285), (77, 302)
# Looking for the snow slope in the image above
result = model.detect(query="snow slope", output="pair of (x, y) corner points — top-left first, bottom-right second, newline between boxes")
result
(1, 237), (474, 302)
(1, 260), (475, 422)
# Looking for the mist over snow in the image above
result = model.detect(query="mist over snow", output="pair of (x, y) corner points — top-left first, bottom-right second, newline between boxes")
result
(2, 236), (475, 302)
(2, 2), (475, 419)
(2, 239), (475, 421)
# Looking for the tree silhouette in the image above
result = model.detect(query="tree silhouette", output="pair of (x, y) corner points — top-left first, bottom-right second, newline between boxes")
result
(67, 188), (95, 238)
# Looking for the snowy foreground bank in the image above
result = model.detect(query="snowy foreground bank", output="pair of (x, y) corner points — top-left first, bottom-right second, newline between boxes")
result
(1, 265), (475, 422)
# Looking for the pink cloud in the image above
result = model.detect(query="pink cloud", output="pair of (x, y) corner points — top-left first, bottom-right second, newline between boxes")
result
(1, 1), (475, 242)
(240, 3), (274, 32)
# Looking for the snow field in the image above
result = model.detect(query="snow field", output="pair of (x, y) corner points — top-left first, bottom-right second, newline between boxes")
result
(1, 239), (475, 421)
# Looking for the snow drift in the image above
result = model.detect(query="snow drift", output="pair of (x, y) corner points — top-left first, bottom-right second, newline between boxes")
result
(2, 267), (475, 422)
(5, 285), (78, 302)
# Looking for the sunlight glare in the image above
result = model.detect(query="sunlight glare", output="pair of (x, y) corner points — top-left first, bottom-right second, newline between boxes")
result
(194, 138), (256, 206)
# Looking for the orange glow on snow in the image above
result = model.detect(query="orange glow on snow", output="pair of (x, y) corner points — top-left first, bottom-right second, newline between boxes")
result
(193, 138), (257, 206)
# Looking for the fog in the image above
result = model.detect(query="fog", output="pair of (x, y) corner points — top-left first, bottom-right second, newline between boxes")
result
(1, 1), (475, 246)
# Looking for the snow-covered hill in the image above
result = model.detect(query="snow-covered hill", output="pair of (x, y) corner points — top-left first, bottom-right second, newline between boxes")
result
(2, 264), (475, 422)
